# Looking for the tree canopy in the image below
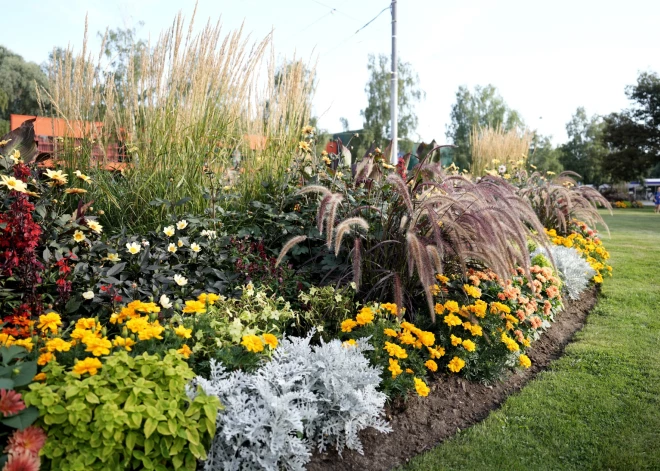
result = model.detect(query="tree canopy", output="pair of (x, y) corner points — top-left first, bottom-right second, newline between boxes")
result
(559, 107), (607, 185)
(446, 84), (523, 170)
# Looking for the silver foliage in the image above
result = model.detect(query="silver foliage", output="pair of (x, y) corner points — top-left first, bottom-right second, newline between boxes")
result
(532, 245), (595, 300)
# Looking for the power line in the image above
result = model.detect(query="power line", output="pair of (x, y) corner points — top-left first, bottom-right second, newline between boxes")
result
(321, 4), (390, 57)
(285, 9), (337, 41)
(310, 0), (360, 22)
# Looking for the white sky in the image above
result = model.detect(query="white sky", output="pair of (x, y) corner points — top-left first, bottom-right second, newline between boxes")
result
(3, 0), (660, 145)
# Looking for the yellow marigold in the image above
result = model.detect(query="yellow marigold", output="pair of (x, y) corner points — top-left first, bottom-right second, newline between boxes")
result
(398, 330), (416, 346)
(417, 331), (436, 347)
(444, 300), (460, 313)
(429, 284), (440, 296)
(242, 335), (265, 353)
(137, 323), (164, 341)
(70, 328), (96, 343)
(471, 300), (488, 318)
(448, 356), (466, 373)
(463, 284), (482, 298)
(522, 338), (531, 347)
(198, 293), (221, 305)
(383, 328), (398, 338)
(177, 344), (192, 359)
(356, 307), (374, 325)
(72, 357), (102, 376)
(405, 368), (414, 374)
(425, 360), (438, 372)
(427, 346), (445, 359)
(389, 358), (403, 378)
(84, 336), (112, 356)
(436, 274), (449, 284)
(182, 300), (207, 314)
(519, 354), (532, 368)
(113, 337), (136, 351)
(33, 373), (47, 382)
(341, 319), (358, 333)
(37, 352), (54, 366)
(434, 303), (445, 316)
(384, 341), (408, 359)
(380, 303), (398, 316)
(0, 333), (15, 346)
(262, 333), (278, 349)
(450, 334), (463, 346)
(75, 317), (97, 330)
(13, 338), (33, 352)
(593, 274), (603, 283)
(501, 332), (520, 352)
(342, 339), (357, 347)
(490, 302), (511, 314)
(444, 313), (462, 327)
(462, 339), (476, 352)
(37, 312), (62, 334)
(469, 324), (483, 336)
(126, 316), (150, 334)
(174, 325), (192, 339)
(45, 338), (72, 353)
(414, 377), (430, 397)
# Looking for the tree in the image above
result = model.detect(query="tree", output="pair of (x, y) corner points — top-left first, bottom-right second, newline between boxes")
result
(360, 54), (423, 157)
(559, 107), (607, 184)
(0, 46), (49, 134)
(446, 84), (523, 170)
(602, 71), (660, 182)
(528, 134), (563, 174)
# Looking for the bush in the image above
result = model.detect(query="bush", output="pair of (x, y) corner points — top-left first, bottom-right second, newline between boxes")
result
(24, 350), (220, 471)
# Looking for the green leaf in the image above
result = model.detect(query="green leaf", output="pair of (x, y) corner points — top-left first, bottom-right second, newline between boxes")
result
(157, 421), (171, 436)
(65, 298), (82, 314)
(125, 431), (138, 451)
(0, 378), (15, 389)
(1, 345), (26, 364)
(12, 361), (37, 387)
(106, 262), (126, 277)
(85, 392), (100, 404)
(144, 417), (157, 439)
(185, 427), (200, 446)
(2, 406), (39, 429)
(0, 118), (38, 164)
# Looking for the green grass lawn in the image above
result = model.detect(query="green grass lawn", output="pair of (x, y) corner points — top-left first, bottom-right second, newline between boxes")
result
(400, 208), (660, 471)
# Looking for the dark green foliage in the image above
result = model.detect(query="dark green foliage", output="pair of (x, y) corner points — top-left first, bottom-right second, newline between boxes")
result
(559, 107), (607, 185)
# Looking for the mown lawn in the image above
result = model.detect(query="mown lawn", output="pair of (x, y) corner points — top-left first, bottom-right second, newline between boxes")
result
(401, 208), (660, 471)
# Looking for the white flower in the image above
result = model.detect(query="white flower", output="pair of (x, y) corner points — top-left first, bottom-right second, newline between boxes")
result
(82, 290), (94, 300)
(498, 165), (507, 174)
(201, 229), (217, 239)
(167, 243), (177, 253)
(173, 274), (188, 286)
(87, 220), (103, 234)
(159, 294), (173, 309)
(106, 253), (120, 262)
(141, 239), (150, 247)
(190, 243), (201, 253)
(163, 225), (175, 237)
(177, 239), (184, 248)
(176, 220), (188, 230)
(126, 242), (141, 254)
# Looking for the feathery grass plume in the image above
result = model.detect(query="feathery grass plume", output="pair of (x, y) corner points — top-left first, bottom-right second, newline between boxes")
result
(470, 124), (533, 177)
(426, 245), (443, 274)
(354, 156), (374, 183)
(386, 174), (414, 216)
(352, 238), (362, 290)
(317, 193), (335, 234)
(296, 185), (333, 199)
(334, 218), (369, 256)
(275, 235), (307, 267)
(325, 195), (343, 248)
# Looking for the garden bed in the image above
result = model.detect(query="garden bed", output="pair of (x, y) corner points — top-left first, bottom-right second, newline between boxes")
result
(308, 287), (599, 471)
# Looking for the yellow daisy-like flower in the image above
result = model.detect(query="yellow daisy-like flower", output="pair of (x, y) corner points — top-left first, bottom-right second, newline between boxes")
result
(302, 125), (314, 136)
(447, 356), (466, 373)
(434, 303), (445, 316)
(383, 341), (408, 359)
(182, 300), (206, 314)
(262, 333), (278, 349)
(462, 339), (476, 352)
(417, 330), (436, 347)
(341, 319), (358, 333)
(74, 170), (92, 183)
(75, 317), (97, 330)
(14, 338), (33, 352)
(342, 339), (357, 348)
(45, 169), (68, 185)
(298, 141), (311, 153)
(33, 372), (47, 382)
(106, 253), (120, 262)
(241, 335), (265, 353)
(163, 225), (175, 237)
(355, 307), (374, 325)
(177, 239), (184, 248)
(383, 328), (398, 338)
(389, 358), (403, 378)
(174, 325), (192, 339)
(177, 344), (193, 359)
(435, 274), (450, 284)
(37, 352), (54, 366)
(519, 354), (532, 368)
(463, 284), (481, 298)
(84, 336), (112, 356)
(37, 312), (62, 333)
(167, 243), (177, 254)
(427, 346), (445, 359)
(444, 300), (460, 313)
(126, 242), (141, 254)
(450, 334), (463, 346)
(87, 220), (103, 234)
(72, 357), (102, 376)
(425, 360), (438, 372)
(0, 175), (28, 193)
(380, 303), (398, 316)
(414, 377), (430, 397)
(444, 313), (462, 327)
(198, 293), (221, 305)
(112, 337), (136, 351)
(176, 220), (188, 230)
(191, 243), (201, 253)
(73, 230), (85, 243)
(429, 284), (440, 296)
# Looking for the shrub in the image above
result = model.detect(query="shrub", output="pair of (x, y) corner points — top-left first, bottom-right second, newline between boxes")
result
(532, 246), (595, 300)
(25, 350), (220, 471)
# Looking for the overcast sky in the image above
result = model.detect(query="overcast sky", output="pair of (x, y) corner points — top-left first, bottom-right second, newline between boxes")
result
(3, 0), (660, 145)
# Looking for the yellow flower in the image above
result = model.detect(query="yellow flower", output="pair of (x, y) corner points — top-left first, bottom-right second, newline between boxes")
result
(177, 239), (184, 248)
(444, 314), (462, 327)
(75, 170), (92, 183)
(0, 175), (28, 193)
(182, 300), (206, 314)
(342, 339), (357, 348)
(429, 284), (440, 296)
(75, 317), (97, 330)
(444, 300), (460, 313)
(126, 242), (141, 254)
(72, 357), (102, 376)
(298, 141), (311, 153)
(14, 338), (33, 352)
(501, 332), (520, 352)
(137, 323), (164, 341)
(462, 339), (476, 352)
(388, 358), (403, 378)
(356, 307), (374, 325)
(242, 335), (265, 353)
(106, 253), (120, 262)
(262, 333), (278, 349)
(414, 377), (430, 397)
(37, 312), (62, 333)
(302, 125), (314, 135)
(398, 330), (416, 346)
(113, 337), (136, 351)
(37, 352), (54, 366)
(463, 284), (481, 298)
(87, 220), (103, 234)
(46, 338), (72, 353)
(380, 303), (398, 316)
(33, 372), (47, 382)
(593, 274), (603, 283)
(471, 299), (488, 318)
(167, 243), (177, 253)
(174, 325), (192, 339)
(73, 230), (85, 243)
(435, 274), (449, 284)
(405, 368), (414, 374)
(448, 356), (466, 373)
(163, 225), (175, 237)
(383, 328), (398, 338)
(425, 360), (438, 372)
(417, 331), (436, 347)
(177, 344), (193, 359)
(434, 303), (445, 316)
(0, 334), (14, 346)
(383, 341), (408, 359)
(198, 293), (221, 305)
(490, 302), (511, 314)
(84, 336), (112, 356)
(450, 334), (463, 346)
(176, 220), (188, 230)
(427, 346), (445, 359)
(341, 319), (358, 333)
(191, 243), (201, 253)
(519, 354), (532, 368)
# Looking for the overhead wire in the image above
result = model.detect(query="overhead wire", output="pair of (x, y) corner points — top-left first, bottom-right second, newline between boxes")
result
(320, 4), (390, 57)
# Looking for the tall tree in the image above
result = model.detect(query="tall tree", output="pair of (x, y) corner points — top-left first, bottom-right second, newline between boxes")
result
(446, 84), (523, 170)
(602, 71), (660, 182)
(528, 134), (563, 174)
(360, 54), (423, 157)
(559, 107), (607, 184)
(0, 46), (49, 134)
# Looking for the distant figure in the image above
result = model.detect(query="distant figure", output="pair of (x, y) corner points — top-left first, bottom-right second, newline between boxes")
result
(655, 189), (660, 213)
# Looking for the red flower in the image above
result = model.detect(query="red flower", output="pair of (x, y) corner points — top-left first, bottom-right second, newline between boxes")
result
(2, 449), (40, 471)
(0, 390), (26, 417)
(5, 426), (47, 457)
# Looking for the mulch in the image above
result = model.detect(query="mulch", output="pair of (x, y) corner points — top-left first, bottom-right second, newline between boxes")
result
(307, 287), (599, 471)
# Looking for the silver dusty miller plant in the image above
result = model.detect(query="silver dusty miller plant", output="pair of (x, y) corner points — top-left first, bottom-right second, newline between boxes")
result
(532, 245), (595, 300)
(188, 332), (391, 471)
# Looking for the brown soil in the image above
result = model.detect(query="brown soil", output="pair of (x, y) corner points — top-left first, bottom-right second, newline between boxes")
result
(307, 287), (599, 471)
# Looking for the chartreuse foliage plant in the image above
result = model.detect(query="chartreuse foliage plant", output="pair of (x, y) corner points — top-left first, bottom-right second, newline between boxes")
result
(24, 350), (220, 471)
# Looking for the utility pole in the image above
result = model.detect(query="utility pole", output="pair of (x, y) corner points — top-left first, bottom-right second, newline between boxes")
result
(390, 0), (398, 164)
